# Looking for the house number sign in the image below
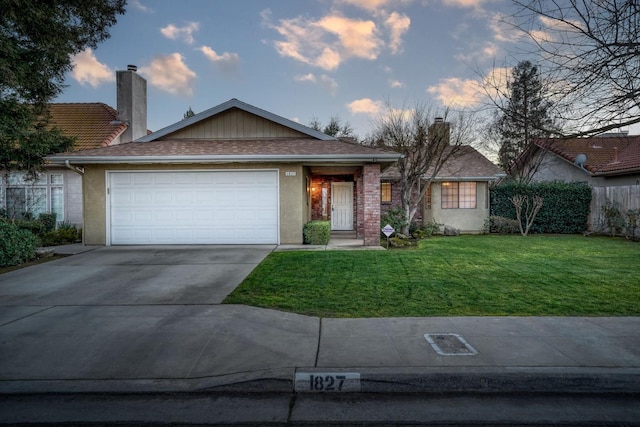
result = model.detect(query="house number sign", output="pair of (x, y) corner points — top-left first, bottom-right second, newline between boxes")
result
(294, 372), (361, 392)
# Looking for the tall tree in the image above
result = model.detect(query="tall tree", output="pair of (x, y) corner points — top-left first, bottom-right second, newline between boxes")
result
(183, 106), (195, 120)
(309, 116), (354, 139)
(368, 103), (475, 234)
(489, 61), (557, 179)
(0, 0), (126, 177)
(505, 0), (640, 136)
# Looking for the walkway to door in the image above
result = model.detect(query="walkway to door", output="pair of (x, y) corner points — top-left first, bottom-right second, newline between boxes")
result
(274, 231), (384, 251)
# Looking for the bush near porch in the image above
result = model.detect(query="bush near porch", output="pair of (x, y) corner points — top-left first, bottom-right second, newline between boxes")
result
(303, 220), (331, 245)
(225, 235), (640, 317)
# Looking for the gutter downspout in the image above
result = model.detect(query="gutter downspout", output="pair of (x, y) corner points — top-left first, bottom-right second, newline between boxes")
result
(65, 160), (84, 175)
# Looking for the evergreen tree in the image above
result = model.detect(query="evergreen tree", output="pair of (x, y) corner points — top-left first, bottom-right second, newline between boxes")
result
(0, 0), (125, 177)
(308, 116), (354, 139)
(183, 106), (195, 120)
(491, 61), (557, 175)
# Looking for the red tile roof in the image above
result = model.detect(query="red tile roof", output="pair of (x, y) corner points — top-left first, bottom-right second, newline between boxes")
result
(48, 103), (127, 151)
(536, 135), (640, 175)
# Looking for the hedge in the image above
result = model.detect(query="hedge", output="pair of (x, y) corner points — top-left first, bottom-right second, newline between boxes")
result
(0, 221), (40, 267)
(303, 220), (331, 245)
(490, 181), (592, 234)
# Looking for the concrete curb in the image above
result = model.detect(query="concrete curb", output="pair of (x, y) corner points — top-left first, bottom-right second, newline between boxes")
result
(2, 367), (639, 395)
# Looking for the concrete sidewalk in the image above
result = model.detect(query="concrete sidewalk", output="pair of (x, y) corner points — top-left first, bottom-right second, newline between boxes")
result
(1, 305), (639, 394)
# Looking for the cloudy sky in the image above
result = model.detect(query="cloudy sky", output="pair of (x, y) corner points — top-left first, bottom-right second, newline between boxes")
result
(56, 0), (547, 138)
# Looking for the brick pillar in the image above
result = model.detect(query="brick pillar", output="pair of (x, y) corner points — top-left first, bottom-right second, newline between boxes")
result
(362, 163), (381, 246)
(356, 172), (364, 239)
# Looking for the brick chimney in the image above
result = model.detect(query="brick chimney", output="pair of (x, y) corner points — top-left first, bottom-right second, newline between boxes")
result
(117, 65), (147, 143)
(430, 117), (450, 145)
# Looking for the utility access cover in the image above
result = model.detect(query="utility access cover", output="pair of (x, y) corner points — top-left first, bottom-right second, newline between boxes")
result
(424, 333), (478, 356)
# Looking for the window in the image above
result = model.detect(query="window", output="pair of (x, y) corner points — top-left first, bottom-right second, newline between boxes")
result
(425, 184), (432, 209)
(381, 182), (392, 203)
(3, 172), (64, 220)
(441, 182), (476, 209)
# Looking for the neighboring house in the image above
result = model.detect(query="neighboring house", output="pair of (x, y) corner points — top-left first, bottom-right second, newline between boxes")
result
(0, 104), (128, 226)
(512, 134), (640, 186)
(381, 145), (505, 233)
(47, 68), (401, 246)
(1, 67), (145, 227)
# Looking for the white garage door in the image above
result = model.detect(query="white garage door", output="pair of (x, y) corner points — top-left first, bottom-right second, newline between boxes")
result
(109, 170), (279, 244)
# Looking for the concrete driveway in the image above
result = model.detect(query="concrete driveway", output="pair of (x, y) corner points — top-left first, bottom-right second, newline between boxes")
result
(0, 245), (321, 388)
(0, 245), (275, 305)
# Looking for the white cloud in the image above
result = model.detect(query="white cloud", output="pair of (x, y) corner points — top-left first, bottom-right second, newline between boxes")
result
(129, 0), (152, 13)
(200, 46), (239, 64)
(426, 68), (510, 107)
(295, 73), (338, 95)
(199, 46), (240, 75)
(347, 98), (385, 115)
(337, 0), (414, 12)
(455, 42), (499, 63)
(263, 11), (383, 70)
(70, 48), (114, 88)
(160, 22), (200, 45)
(442, 0), (489, 9)
(384, 11), (410, 54)
(426, 77), (483, 107)
(139, 53), (196, 96)
(319, 74), (339, 95)
(295, 73), (317, 83)
(389, 79), (405, 88)
(318, 15), (382, 59)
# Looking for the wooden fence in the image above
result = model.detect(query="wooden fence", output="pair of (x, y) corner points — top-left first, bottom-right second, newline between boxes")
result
(590, 185), (640, 234)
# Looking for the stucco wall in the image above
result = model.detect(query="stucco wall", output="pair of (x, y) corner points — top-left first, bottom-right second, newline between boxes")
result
(81, 163), (305, 245)
(425, 181), (490, 233)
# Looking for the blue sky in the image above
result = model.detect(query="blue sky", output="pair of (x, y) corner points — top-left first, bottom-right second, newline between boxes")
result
(55, 0), (561, 138)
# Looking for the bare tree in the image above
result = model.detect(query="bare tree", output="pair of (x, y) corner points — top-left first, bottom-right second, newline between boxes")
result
(368, 103), (475, 234)
(511, 194), (543, 236)
(504, 0), (640, 137)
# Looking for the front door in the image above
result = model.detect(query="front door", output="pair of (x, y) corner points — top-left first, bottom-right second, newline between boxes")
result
(331, 182), (353, 230)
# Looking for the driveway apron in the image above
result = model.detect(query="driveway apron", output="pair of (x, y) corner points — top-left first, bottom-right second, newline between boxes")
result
(0, 246), (320, 384)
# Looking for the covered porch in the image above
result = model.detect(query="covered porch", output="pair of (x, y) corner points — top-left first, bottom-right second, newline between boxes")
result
(307, 163), (381, 246)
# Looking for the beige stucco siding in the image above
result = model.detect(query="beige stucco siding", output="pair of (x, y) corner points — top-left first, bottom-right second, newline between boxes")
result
(81, 163), (306, 245)
(425, 181), (491, 233)
(165, 109), (307, 139)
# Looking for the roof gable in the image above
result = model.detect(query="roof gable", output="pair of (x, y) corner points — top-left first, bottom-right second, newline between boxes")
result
(48, 103), (127, 151)
(138, 98), (336, 142)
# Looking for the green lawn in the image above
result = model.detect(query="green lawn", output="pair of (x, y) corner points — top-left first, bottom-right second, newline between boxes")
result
(224, 235), (640, 317)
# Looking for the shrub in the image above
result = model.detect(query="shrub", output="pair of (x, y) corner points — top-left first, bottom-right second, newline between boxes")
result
(15, 219), (45, 236)
(381, 207), (408, 236)
(389, 236), (412, 247)
(303, 220), (331, 245)
(483, 216), (521, 234)
(40, 225), (82, 246)
(0, 221), (40, 267)
(491, 181), (591, 234)
(624, 209), (639, 241)
(421, 219), (442, 237)
(412, 229), (428, 239)
(601, 199), (626, 236)
(38, 213), (57, 233)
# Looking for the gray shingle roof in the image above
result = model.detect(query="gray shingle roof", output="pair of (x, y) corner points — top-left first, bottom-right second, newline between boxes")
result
(381, 145), (504, 180)
(47, 138), (401, 164)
